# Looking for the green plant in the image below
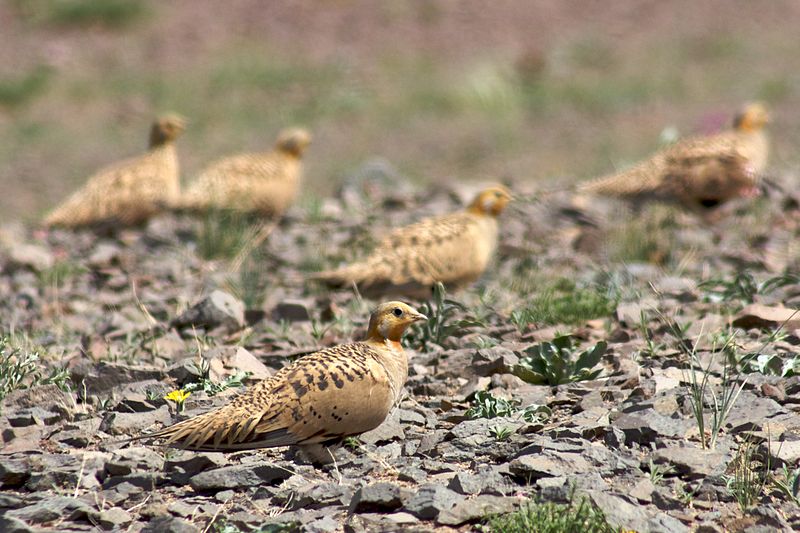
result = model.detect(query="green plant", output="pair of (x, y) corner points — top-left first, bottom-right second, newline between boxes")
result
(196, 210), (262, 261)
(484, 492), (620, 533)
(647, 459), (674, 485)
(510, 279), (618, 329)
(0, 337), (71, 406)
(0, 65), (52, 109)
(490, 425), (514, 441)
(183, 358), (251, 397)
(409, 283), (483, 351)
(724, 438), (770, 511)
(512, 335), (606, 385)
(699, 271), (800, 309)
(466, 391), (519, 419)
(676, 483), (697, 507)
(15, 0), (148, 28)
(772, 465), (800, 505)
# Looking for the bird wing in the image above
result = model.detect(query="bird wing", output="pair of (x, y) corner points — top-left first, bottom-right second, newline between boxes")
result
(183, 152), (297, 213)
(134, 342), (395, 451)
(44, 150), (170, 227)
(315, 212), (494, 289)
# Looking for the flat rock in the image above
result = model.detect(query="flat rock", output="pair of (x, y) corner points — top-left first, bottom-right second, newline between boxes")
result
(404, 484), (463, 519)
(349, 482), (406, 513)
(650, 445), (729, 479)
(436, 495), (522, 526)
(508, 451), (592, 479)
(8, 496), (91, 524)
(732, 304), (800, 331)
(189, 462), (291, 492)
(142, 516), (200, 533)
(271, 299), (312, 322)
(171, 290), (245, 332)
(0, 458), (30, 488)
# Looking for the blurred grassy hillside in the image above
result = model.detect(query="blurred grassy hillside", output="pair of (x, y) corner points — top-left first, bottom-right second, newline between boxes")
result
(1, 0), (799, 222)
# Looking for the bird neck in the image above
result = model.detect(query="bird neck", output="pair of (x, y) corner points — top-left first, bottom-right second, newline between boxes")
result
(467, 204), (494, 217)
(366, 336), (404, 352)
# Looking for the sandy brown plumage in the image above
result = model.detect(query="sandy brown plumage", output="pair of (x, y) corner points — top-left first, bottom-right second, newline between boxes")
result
(579, 103), (770, 212)
(313, 185), (513, 297)
(129, 302), (425, 458)
(43, 115), (185, 229)
(180, 128), (311, 217)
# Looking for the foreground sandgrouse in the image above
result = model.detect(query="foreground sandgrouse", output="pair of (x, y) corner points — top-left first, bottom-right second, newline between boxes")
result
(130, 302), (426, 462)
(44, 114), (185, 229)
(578, 102), (770, 213)
(179, 128), (311, 217)
(314, 185), (513, 298)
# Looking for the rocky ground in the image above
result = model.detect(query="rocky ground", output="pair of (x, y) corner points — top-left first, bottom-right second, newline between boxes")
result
(2, 174), (800, 532)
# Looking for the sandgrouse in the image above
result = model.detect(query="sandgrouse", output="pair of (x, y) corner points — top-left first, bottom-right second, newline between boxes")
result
(180, 128), (311, 217)
(578, 102), (770, 213)
(44, 114), (185, 229)
(314, 185), (513, 298)
(130, 302), (426, 462)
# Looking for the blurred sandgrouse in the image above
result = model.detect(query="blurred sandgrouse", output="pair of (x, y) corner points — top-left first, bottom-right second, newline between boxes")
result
(130, 302), (426, 462)
(578, 102), (770, 212)
(44, 114), (185, 229)
(314, 185), (513, 297)
(180, 128), (311, 217)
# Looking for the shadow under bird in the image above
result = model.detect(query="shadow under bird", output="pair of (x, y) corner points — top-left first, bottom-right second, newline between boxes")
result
(179, 128), (311, 218)
(578, 102), (770, 213)
(126, 302), (426, 463)
(313, 185), (513, 298)
(43, 114), (186, 229)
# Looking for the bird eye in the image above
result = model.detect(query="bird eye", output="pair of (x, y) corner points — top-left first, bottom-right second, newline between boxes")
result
(392, 308), (403, 317)
(494, 192), (502, 197)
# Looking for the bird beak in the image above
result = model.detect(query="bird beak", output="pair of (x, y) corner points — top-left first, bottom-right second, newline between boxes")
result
(411, 312), (428, 323)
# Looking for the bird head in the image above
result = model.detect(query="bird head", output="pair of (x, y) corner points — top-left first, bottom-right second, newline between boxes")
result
(366, 301), (428, 343)
(733, 102), (770, 132)
(275, 128), (312, 157)
(467, 185), (514, 217)
(150, 114), (187, 147)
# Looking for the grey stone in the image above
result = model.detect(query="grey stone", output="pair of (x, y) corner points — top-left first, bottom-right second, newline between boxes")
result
(189, 462), (290, 492)
(732, 304), (800, 331)
(271, 299), (312, 322)
(70, 361), (166, 396)
(171, 290), (245, 331)
(359, 409), (405, 444)
(650, 445), (729, 479)
(8, 244), (54, 271)
(106, 446), (165, 476)
(508, 451), (592, 479)
(6, 407), (63, 427)
(8, 496), (91, 524)
(447, 468), (510, 495)
(0, 458), (30, 488)
(349, 482), (405, 513)
(0, 515), (37, 533)
(100, 404), (172, 435)
(404, 484), (463, 519)
(448, 417), (523, 447)
(471, 347), (519, 376)
(92, 507), (133, 530)
(436, 495), (521, 526)
(141, 516), (200, 533)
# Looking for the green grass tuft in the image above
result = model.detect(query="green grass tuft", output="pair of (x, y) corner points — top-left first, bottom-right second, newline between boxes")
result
(510, 278), (618, 328)
(485, 493), (621, 533)
(15, 0), (148, 28)
(0, 65), (52, 109)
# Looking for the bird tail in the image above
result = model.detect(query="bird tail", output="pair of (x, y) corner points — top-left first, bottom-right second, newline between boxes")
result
(577, 166), (654, 198)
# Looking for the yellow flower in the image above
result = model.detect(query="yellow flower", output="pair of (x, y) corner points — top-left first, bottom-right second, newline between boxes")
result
(164, 389), (191, 404)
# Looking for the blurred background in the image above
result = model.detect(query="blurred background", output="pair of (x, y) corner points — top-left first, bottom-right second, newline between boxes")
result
(1, 0), (799, 223)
